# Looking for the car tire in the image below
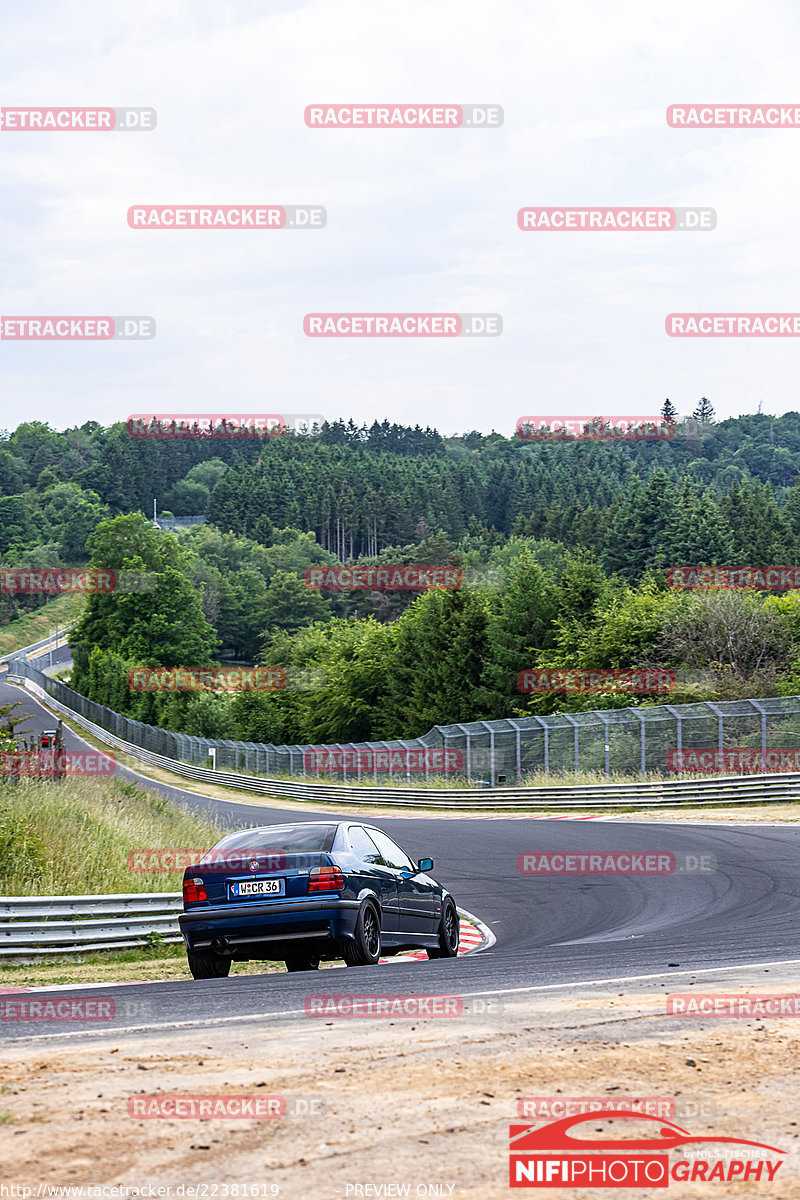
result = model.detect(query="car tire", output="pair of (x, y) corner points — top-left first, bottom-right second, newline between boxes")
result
(341, 901), (382, 966)
(427, 899), (459, 959)
(285, 955), (321, 972)
(187, 949), (231, 979)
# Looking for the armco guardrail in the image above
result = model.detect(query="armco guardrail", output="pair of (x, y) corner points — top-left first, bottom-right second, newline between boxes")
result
(0, 892), (182, 957)
(8, 674), (800, 810)
(0, 893), (486, 959)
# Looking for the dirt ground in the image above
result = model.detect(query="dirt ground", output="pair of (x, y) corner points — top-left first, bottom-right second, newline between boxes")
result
(2, 964), (800, 1198)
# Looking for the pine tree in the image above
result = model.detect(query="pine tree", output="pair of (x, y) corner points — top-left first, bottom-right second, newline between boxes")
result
(661, 398), (678, 425)
(780, 479), (800, 559)
(482, 553), (558, 716)
(692, 396), (715, 424)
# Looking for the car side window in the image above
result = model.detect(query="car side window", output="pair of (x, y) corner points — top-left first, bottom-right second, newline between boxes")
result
(348, 826), (384, 865)
(369, 830), (415, 872)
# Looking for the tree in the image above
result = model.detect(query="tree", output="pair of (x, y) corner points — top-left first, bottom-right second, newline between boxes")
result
(288, 618), (396, 742)
(70, 513), (219, 698)
(384, 588), (491, 736)
(0, 496), (35, 553)
(657, 591), (792, 689)
(482, 553), (558, 715)
(36, 482), (110, 561)
(661, 398), (678, 425)
(692, 396), (715, 424)
(258, 570), (333, 651)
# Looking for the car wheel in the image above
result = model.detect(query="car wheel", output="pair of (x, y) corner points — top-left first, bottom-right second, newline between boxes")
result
(285, 955), (321, 972)
(342, 901), (382, 966)
(186, 949), (231, 979)
(427, 899), (459, 959)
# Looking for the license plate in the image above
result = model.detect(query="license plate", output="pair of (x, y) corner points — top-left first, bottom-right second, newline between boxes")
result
(229, 878), (284, 898)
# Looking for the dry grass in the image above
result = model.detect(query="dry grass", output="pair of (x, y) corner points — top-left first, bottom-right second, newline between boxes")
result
(0, 776), (292, 985)
(0, 594), (84, 657)
(0, 774), (226, 896)
(0, 945), (286, 987)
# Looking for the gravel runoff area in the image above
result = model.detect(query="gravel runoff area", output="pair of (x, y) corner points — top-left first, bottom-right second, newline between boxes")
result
(2, 961), (800, 1198)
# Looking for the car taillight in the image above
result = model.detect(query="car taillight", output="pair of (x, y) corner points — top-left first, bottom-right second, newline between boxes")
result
(308, 866), (344, 892)
(183, 876), (207, 903)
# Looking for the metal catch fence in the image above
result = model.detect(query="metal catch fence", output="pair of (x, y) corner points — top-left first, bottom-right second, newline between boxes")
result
(7, 656), (800, 785)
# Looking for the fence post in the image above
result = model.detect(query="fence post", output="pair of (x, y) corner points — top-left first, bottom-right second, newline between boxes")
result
(598, 713), (610, 777)
(563, 713), (579, 775)
(453, 724), (472, 782)
(706, 701), (724, 767)
(531, 716), (549, 776)
(504, 719), (524, 784)
(750, 699), (768, 769)
(633, 710), (646, 779)
(665, 706), (683, 777)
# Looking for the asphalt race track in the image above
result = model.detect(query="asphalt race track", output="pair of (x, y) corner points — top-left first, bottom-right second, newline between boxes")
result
(3, 672), (800, 1041)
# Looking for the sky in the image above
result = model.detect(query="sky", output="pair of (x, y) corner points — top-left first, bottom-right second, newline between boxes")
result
(2, 0), (800, 437)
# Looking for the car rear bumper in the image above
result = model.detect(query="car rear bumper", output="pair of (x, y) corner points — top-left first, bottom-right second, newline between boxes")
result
(179, 897), (361, 955)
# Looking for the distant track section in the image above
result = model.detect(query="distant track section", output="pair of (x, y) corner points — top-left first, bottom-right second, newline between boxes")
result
(8, 674), (800, 811)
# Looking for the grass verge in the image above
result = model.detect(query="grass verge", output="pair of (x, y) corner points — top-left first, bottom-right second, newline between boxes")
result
(0, 774), (228, 896)
(0, 944), (285, 988)
(0, 774), (290, 985)
(0, 595), (84, 657)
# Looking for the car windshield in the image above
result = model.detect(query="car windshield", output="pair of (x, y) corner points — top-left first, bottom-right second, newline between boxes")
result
(203, 824), (338, 857)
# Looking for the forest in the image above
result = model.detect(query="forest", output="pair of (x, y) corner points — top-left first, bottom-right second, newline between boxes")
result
(3, 408), (800, 745)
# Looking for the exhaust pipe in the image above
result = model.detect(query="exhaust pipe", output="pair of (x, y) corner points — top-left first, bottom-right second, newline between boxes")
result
(211, 936), (230, 954)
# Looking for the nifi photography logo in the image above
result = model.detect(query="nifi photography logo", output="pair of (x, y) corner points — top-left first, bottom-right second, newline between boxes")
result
(508, 1110), (784, 1187)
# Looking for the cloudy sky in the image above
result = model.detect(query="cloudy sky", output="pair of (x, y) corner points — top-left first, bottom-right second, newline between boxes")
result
(2, 0), (800, 437)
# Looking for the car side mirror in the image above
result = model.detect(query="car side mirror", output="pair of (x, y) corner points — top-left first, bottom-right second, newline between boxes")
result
(417, 857), (433, 873)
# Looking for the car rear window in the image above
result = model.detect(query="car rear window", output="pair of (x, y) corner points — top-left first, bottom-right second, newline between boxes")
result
(204, 824), (338, 856)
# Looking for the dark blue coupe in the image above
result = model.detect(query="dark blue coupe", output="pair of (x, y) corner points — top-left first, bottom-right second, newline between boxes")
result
(179, 821), (459, 978)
